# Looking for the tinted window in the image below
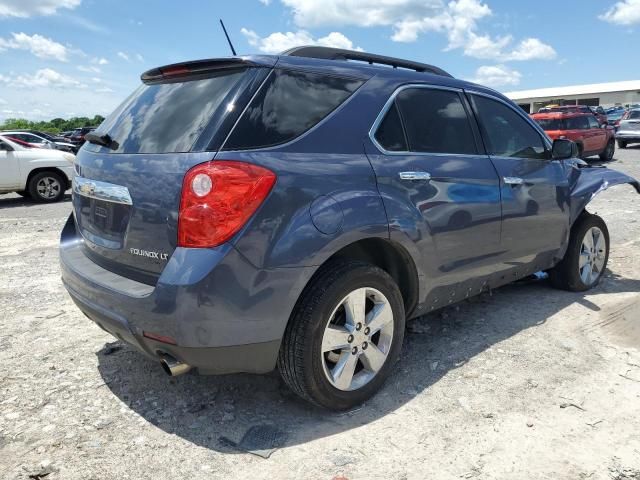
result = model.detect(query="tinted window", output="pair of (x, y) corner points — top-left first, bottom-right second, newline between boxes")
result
(394, 88), (477, 154)
(85, 69), (248, 154)
(225, 70), (363, 150)
(535, 118), (565, 130)
(566, 116), (589, 130)
(473, 95), (546, 160)
(374, 102), (407, 151)
(628, 110), (640, 120)
(587, 116), (600, 129)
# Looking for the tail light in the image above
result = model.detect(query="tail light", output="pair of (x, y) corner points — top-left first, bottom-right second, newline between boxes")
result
(178, 161), (276, 248)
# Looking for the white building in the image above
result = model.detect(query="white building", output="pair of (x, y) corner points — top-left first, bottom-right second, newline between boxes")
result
(504, 80), (640, 113)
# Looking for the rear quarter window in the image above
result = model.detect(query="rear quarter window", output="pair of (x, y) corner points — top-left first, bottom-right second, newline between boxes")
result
(223, 69), (363, 150)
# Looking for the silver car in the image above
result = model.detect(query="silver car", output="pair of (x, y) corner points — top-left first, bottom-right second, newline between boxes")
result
(616, 109), (640, 148)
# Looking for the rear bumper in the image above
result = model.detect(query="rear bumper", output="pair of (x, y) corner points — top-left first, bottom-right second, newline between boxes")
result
(59, 214), (315, 374)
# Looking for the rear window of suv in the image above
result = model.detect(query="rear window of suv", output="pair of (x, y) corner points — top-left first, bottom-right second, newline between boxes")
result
(85, 69), (248, 154)
(223, 69), (363, 150)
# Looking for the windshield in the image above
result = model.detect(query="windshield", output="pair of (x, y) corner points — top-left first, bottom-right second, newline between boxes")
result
(85, 68), (249, 154)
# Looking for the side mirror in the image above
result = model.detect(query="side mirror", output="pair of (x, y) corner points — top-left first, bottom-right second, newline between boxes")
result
(552, 139), (578, 160)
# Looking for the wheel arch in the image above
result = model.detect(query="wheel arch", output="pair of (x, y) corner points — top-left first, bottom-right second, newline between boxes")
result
(24, 167), (71, 191)
(298, 237), (420, 320)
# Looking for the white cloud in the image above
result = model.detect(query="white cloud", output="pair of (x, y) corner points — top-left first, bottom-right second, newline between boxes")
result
(241, 28), (362, 53)
(274, 0), (555, 62)
(135, 53), (144, 62)
(469, 65), (522, 88)
(0, 0), (81, 17)
(92, 57), (108, 65)
(281, 0), (443, 29)
(0, 98), (7, 104)
(77, 65), (100, 73)
(0, 32), (68, 61)
(0, 68), (86, 89)
(95, 87), (114, 93)
(600, 0), (640, 25)
(463, 34), (556, 61)
(259, 0), (271, 4)
(117, 51), (130, 61)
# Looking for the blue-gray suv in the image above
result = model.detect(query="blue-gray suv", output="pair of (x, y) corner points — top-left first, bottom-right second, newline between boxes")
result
(60, 47), (640, 409)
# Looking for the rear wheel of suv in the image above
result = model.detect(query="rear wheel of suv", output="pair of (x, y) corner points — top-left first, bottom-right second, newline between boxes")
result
(599, 139), (615, 161)
(28, 171), (65, 203)
(548, 213), (609, 292)
(278, 260), (405, 410)
(617, 140), (627, 149)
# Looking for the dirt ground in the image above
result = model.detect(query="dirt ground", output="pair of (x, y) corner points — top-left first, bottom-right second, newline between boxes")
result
(1, 148), (640, 480)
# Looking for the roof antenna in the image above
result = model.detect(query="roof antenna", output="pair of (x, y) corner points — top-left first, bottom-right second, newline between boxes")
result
(219, 19), (237, 56)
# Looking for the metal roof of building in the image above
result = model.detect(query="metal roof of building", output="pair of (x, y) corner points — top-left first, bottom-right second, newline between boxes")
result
(504, 80), (640, 100)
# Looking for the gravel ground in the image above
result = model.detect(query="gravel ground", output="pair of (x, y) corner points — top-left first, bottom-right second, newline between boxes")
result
(1, 147), (640, 480)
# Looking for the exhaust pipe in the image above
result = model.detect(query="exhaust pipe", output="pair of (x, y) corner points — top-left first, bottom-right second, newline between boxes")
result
(160, 354), (192, 376)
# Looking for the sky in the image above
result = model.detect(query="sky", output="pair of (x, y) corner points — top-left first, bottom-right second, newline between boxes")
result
(0, 0), (639, 121)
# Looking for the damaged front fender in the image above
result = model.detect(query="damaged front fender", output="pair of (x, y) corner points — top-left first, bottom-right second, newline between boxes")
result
(568, 159), (640, 224)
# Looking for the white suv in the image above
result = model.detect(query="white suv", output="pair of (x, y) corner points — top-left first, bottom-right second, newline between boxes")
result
(0, 134), (75, 202)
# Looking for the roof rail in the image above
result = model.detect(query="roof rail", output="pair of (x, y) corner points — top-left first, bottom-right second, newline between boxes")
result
(280, 46), (453, 78)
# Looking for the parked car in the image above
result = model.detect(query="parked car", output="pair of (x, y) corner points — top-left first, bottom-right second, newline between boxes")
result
(59, 47), (640, 410)
(616, 109), (640, 148)
(537, 105), (608, 125)
(606, 109), (627, 130)
(531, 111), (615, 160)
(69, 127), (96, 146)
(1, 130), (77, 153)
(0, 134), (74, 202)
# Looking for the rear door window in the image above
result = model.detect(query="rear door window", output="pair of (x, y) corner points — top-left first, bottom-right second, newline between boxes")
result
(223, 69), (363, 150)
(471, 95), (547, 160)
(392, 88), (477, 155)
(587, 116), (600, 129)
(566, 116), (589, 130)
(85, 69), (249, 154)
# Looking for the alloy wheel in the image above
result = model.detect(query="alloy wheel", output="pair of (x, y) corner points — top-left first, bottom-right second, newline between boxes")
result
(36, 176), (62, 200)
(320, 287), (394, 391)
(579, 226), (606, 286)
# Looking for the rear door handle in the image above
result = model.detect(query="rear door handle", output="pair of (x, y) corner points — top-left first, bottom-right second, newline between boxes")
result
(399, 171), (431, 181)
(503, 176), (524, 186)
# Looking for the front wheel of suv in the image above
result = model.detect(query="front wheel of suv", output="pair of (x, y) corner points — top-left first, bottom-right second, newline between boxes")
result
(278, 260), (405, 410)
(548, 213), (609, 292)
(599, 139), (615, 161)
(28, 171), (66, 203)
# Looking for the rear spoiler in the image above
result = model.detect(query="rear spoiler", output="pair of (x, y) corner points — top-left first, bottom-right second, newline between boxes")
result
(141, 56), (276, 83)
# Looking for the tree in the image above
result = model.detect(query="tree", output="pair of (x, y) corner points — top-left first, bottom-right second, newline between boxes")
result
(0, 115), (105, 134)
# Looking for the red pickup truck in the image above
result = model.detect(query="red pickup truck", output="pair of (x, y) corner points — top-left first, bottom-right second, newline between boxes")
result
(531, 111), (616, 161)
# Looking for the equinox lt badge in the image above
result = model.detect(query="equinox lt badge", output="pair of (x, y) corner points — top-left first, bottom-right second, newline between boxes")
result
(129, 248), (168, 261)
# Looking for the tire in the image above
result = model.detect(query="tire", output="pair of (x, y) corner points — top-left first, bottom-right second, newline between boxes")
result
(599, 139), (615, 161)
(28, 171), (66, 203)
(16, 190), (31, 198)
(617, 140), (627, 149)
(548, 213), (609, 292)
(278, 260), (405, 410)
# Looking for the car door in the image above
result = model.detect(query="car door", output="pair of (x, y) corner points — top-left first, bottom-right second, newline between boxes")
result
(365, 85), (502, 303)
(586, 115), (606, 153)
(468, 92), (570, 269)
(0, 139), (21, 189)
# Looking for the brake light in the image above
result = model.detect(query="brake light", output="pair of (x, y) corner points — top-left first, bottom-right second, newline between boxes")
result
(178, 161), (276, 248)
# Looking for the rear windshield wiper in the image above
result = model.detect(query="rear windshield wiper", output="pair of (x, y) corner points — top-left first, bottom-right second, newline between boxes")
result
(85, 132), (119, 150)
